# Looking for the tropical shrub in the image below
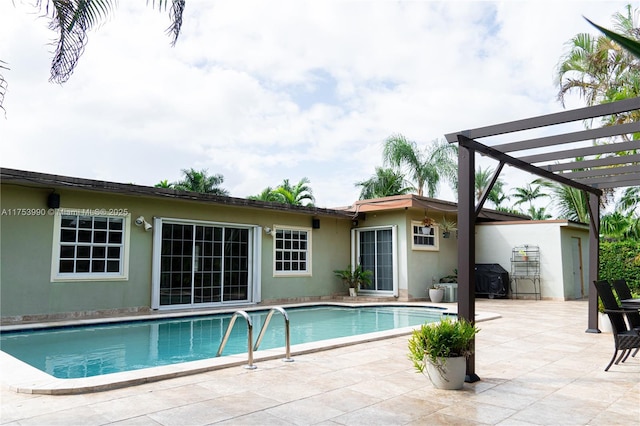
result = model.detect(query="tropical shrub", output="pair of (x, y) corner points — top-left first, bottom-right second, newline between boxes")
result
(599, 240), (640, 294)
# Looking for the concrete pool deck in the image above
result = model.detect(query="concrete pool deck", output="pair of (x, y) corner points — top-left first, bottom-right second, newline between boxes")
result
(1, 299), (639, 425)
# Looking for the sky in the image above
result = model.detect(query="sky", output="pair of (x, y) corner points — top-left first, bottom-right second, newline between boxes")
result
(0, 1), (633, 209)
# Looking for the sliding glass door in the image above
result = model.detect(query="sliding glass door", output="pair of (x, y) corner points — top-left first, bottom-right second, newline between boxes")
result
(158, 222), (250, 307)
(356, 227), (395, 293)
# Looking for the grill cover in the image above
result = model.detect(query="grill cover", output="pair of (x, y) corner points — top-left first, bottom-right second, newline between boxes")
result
(475, 264), (509, 298)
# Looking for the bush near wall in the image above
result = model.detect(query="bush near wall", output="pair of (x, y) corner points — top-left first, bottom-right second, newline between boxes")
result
(599, 240), (640, 294)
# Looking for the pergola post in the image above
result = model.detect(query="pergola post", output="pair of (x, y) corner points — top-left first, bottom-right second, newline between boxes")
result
(458, 142), (480, 383)
(586, 191), (601, 333)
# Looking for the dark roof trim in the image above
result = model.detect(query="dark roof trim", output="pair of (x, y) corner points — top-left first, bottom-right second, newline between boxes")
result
(0, 168), (354, 219)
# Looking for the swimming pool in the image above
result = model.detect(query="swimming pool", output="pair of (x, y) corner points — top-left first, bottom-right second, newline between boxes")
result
(0, 304), (446, 380)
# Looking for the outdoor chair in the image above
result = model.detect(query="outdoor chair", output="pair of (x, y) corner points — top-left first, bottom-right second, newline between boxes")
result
(611, 279), (640, 328)
(611, 278), (640, 357)
(594, 280), (640, 371)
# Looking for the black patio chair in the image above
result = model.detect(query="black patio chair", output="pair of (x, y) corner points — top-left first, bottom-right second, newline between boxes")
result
(611, 279), (640, 329)
(594, 280), (640, 371)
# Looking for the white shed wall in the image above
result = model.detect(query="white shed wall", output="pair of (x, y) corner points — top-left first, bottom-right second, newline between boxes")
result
(476, 221), (589, 300)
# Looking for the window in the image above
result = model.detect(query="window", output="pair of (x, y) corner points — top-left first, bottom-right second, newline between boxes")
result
(411, 221), (439, 251)
(51, 213), (130, 280)
(273, 226), (311, 276)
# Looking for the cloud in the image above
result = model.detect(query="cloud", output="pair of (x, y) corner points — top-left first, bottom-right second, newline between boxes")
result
(0, 0), (631, 208)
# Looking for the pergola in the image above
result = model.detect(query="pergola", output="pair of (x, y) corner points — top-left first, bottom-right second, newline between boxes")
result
(445, 97), (640, 382)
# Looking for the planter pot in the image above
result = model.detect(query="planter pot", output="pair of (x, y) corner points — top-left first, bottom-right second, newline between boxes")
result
(349, 288), (357, 297)
(429, 288), (444, 303)
(598, 312), (612, 333)
(425, 356), (466, 390)
(442, 231), (451, 238)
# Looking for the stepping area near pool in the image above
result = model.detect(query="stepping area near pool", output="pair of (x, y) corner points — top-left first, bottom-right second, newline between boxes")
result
(2, 299), (639, 425)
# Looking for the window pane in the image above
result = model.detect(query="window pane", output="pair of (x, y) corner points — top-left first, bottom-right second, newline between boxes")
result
(59, 260), (74, 273)
(61, 216), (76, 227)
(76, 260), (90, 272)
(78, 217), (92, 228)
(107, 261), (120, 272)
(60, 246), (75, 258)
(61, 229), (76, 242)
(107, 247), (121, 259)
(92, 246), (106, 258)
(78, 230), (92, 243)
(92, 260), (105, 272)
(94, 231), (107, 243)
(77, 246), (90, 258)
(108, 231), (122, 244)
(94, 217), (108, 229)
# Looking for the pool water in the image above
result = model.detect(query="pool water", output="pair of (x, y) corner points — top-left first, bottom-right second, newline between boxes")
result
(0, 305), (445, 379)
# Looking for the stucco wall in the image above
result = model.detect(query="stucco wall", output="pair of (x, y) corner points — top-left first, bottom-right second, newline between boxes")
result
(0, 184), (352, 319)
(476, 222), (590, 300)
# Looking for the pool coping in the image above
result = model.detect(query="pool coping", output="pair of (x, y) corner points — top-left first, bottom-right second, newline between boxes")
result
(0, 302), (501, 394)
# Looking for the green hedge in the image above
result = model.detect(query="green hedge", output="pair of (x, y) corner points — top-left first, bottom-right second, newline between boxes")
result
(599, 240), (640, 294)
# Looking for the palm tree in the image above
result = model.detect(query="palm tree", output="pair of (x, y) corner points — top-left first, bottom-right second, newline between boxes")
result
(174, 168), (229, 196)
(616, 186), (640, 215)
(382, 134), (457, 198)
(355, 167), (413, 199)
(557, 5), (640, 128)
(526, 206), (553, 221)
(600, 186), (640, 240)
(247, 187), (280, 202)
(1, 0), (185, 110)
(474, 167), (507, 208)
(154, 180), (174, 189)
(511, 183), (548, 214)
(534, 178), (589, 222)
(271, 178), (315, 206)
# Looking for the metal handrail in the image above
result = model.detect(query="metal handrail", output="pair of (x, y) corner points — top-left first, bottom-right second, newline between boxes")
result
(254, 306), (294, 362)
(216, 310), (257, 369)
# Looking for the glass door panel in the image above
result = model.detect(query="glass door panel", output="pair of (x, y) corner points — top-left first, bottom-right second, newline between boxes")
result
(358, 228), (393, 292)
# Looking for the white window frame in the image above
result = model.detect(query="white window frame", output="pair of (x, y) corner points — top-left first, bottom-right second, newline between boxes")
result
(411, 220), (439, 251)
(51, 211), (131, 281)
(272, 225), (312, 277)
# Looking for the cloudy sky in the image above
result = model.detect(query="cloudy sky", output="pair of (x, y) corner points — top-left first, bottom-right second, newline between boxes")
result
(0, 1), (631, 208)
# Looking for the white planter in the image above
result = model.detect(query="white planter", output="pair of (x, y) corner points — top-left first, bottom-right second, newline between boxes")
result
(598, 312), (612, 333)
(425, 356), (466, 390)
(429, 288), (444, 303)
(348, 288), (357, 297)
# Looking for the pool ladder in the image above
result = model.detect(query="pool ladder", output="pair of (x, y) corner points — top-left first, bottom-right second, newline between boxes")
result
(216, 306), (293, 369)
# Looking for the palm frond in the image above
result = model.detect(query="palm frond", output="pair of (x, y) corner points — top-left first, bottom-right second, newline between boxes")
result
(585, 17), (640, 59)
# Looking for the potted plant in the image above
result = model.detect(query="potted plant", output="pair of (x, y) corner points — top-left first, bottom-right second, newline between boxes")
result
(429, 284), (444, 303)
(438, 216), (457, 238)
(420, 215), (436, 235)
(334, 265), (372, 297)
(408, 317), (479, 390)
(439, 269), (458, 284)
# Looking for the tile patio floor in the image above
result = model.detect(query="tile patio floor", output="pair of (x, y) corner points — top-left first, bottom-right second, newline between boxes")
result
(1, 299), (639, 425)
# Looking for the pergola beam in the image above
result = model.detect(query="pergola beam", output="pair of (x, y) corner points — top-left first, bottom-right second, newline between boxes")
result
(520, 140), (640, 163)
(543, 154), (640, 172)
(445, 97), (640, 141)
(560, 164), (640, 179)
(493, 122), (640, 153)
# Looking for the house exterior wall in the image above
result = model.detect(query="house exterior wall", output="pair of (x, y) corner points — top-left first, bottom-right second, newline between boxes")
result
(0, 184), (352, 320)
(355, 209), (458, 301)
(475, 222), (590, 300)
